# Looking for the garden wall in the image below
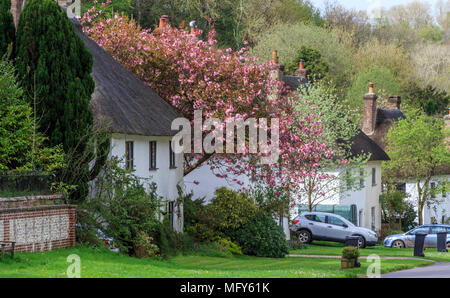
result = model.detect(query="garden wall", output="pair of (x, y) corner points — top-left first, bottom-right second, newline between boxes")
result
(0, 195), (76, 252)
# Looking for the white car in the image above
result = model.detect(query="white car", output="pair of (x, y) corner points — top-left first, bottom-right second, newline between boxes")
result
(290, 211), (378, 248)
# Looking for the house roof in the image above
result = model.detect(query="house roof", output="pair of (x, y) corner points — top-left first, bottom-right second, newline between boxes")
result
(348, 129), (390, 161)
(71, 18), (180, 137)
(283, 75), (307, 91)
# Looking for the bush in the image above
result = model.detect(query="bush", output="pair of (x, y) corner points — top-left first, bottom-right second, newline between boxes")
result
(78, 157), (162, 257)
(208, 187), (258, 239)
(342, 246), (359, 259)
(215, 237), (243, 255)
(133, 231), (159, 258)
(236, 212), (289, 258)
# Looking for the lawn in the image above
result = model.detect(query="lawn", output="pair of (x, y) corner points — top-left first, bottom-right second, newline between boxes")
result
(290, 241), (450, 263)
(0, 246), (433, 278)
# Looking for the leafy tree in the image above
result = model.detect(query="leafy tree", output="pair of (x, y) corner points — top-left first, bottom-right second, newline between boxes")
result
(15, 0), (96, 203)
(0, 0), (15, 58)
(293, 82), (368, 211)
(0, 59), (64, 171)
(285, 46), (329, 80)
(404, 83), (449, 116)
(379, 190), (409, 228)
(345, 66), (402, 123)
(383, 109), (450, 225)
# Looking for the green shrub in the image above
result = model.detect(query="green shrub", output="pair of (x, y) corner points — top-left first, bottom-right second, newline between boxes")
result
(236, 212), (289, 258)
(342, 246), (360, 259)
(133, 231), (159, 258)
(208, 187), (258, 239)
(215, 237), (243, 255)
(157, 219), (195, 258)
(78, 157), (162, 257)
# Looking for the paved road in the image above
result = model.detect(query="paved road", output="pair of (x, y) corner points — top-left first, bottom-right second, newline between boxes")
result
(382, 262), (450, 278)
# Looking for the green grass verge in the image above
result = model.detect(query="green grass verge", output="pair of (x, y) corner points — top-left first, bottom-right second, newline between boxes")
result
(0, 246), (432, 278)
(290, 241), (450, 262)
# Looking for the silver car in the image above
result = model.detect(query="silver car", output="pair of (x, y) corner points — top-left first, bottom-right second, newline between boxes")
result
(290, 211), (378, 248)
(384, 225), (450, 249)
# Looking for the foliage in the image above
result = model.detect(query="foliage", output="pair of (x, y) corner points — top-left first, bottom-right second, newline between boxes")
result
(215, 237), (243, 255)
(251, 22), (355, 93)
(133, 231), (160, 258)
(82, 8), (330, 191)
(380, 190), (409, 226)
(341, 246), (359, 259)
(208, 187), (258, 238)
(236, 211), (288, 258)
(15, 0), (96, 203)
(345, 66), (402, 123)
(78, 157), (162, 257)
(410, 43), (449, 93)
(0, 60), (65, 171)
(402, 202), (418, 231)
(284, 46), (329, 80)
(383, 109), (450, 225)
(292, 82), (368, 211)
(0, 0), (15, 59)
(250, 183), (290, 218)
(404, 83), (449, 116)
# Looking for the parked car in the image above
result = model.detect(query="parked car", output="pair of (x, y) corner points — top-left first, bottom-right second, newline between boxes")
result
(290, 211), (378, 248)
(384, 225), (450, 249)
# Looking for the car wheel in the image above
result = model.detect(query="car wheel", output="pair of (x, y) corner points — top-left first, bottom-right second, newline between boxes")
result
(357, 236), (366, 248)
(392, 240), (405, 248)
(297, 230), (312, 244)
(446, 242), (450, 250)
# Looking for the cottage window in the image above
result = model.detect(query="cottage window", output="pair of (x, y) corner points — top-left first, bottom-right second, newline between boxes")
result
(371, 207), (376, 231)
(431, 182), (436, 198)
(149, 141), (157, 170)
(359, 168), (364, 188)
(169, 141), (176, 168)
(371, 168), (376, 186)
(168, 201), (174, 229)
(125, 141), (134, 170)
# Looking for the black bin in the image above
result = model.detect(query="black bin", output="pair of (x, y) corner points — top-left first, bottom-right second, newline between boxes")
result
(345, 236), (360, 247)
(437, 232), (448, 252)
(414, 233), (426, 257)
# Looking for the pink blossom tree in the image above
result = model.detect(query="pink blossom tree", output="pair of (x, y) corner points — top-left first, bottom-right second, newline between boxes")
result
(81, 5), (334, 196)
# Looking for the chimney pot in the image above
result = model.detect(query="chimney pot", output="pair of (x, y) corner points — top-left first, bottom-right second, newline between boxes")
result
(272, 50), (279, 64)
(159, 15), (169, 28)
(299, 59), (304, 70)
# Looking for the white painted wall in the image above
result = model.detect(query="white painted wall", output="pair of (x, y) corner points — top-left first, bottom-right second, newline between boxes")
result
(108, 133), (185, 232)
(405, 175), (450, 225)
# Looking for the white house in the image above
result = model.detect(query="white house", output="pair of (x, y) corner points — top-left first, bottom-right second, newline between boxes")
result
(71, 18), (184, 231)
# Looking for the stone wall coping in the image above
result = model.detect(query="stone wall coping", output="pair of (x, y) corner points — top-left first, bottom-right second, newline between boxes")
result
(0, 194), (63, 202)
(0, 204), (76, 214)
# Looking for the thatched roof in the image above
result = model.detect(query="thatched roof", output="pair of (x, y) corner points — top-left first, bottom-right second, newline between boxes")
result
(348, 129), (390, 161)
(71, 18), (180, 137)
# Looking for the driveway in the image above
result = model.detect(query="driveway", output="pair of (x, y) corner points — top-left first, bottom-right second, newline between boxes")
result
(382, 262), (450, 278)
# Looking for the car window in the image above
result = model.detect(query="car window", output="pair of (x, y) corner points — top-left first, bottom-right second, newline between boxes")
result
(431, 226), (448, 234)
(305, 214), (326, 223)
(328, 216), (346, 227)
(411, 227), (430, 235)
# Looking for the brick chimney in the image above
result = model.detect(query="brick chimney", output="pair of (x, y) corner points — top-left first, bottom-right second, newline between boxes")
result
(270, 50), (284, 81)
(294, 59), (308, 79)
(159, 15), (169, 28)
(362, 82), (378, 135)
(387, 96), (401, 110)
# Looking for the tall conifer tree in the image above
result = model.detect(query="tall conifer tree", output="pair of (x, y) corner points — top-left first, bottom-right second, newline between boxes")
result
(15, 0), (95, 203)
(0, 0), (15, 58)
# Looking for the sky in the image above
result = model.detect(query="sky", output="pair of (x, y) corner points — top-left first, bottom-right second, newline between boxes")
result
(309, 0), (442, 16)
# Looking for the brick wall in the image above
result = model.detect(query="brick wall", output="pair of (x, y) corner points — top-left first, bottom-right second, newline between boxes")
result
(0, 204), (76, 252)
